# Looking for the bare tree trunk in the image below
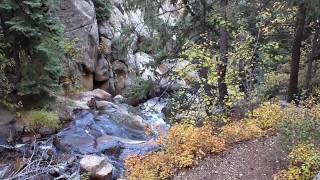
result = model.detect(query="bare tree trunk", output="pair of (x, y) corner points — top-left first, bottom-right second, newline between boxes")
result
(218, 0), (228, 107)
(287, 1), (307, 103)
(305, 25), (320, 92)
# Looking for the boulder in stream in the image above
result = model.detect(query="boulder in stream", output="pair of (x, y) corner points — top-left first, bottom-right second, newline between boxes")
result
(80, 155), (113, 180)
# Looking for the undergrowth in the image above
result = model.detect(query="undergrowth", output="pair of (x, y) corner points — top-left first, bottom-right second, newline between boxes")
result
(21, 110), (61, 132)
(273, 143), (320, 180)
(125, 123), (225, 179)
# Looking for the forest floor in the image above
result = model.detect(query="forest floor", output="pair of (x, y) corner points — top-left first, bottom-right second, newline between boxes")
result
(174, 135), (287, 180)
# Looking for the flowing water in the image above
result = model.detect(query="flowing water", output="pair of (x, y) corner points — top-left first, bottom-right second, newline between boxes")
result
(55, 97), (169, 178)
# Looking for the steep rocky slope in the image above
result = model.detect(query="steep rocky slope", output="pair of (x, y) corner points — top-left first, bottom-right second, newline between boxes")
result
(58, 0), (182, 95)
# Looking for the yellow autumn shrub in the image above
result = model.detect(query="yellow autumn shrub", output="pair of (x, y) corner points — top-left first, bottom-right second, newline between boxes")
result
(273, 144), (320, 180)
(219, 120), (264, 144)
(250, 102), (283, 132)
(125, 123), (225, 180)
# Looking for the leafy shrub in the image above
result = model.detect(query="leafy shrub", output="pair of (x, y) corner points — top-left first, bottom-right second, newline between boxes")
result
(273, 144), (320, 180)
(253, 72), (289, 101)
(125, 78), (156, 104)
(21, 110), (61, 131)
(220, 102), (283, 144)
(250, 102), (283, 132)
(279, 106), (320, 149)
(93, 0), (113, 21)
(219, 120), (264, 144)
(63, 39), (79, 61)
(125, 123), (225, 179)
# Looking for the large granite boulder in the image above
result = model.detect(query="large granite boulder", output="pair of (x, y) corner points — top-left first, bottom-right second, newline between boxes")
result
(80, 155), (113, 180)
(58, 0), (99, 90)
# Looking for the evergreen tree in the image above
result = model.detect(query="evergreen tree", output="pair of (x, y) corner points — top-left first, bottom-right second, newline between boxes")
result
(0, 0), (64, 101)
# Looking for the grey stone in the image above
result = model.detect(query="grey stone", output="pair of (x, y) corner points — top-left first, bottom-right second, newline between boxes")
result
(80, 155), (112, 180)
(95, 56), (111, 82)
(58, 0), (99, 89)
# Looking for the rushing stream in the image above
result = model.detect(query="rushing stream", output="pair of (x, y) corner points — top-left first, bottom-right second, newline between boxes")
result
(0, 97), (169, 179)
(54, 98), (169, 178)
(55, 97), (169, 178)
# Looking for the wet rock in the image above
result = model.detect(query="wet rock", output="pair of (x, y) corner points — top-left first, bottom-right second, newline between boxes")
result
(99, 103), (149, 134)
(96, 101), (113, 109)
(0, 164), (11, 179)
(80, 155), (112, 180)
(55, 98), (168, 178)
(39, 127), (56, 137)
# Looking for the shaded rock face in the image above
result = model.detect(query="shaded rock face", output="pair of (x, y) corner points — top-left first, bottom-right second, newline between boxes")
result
(0, 106), (24, 141)
(58, 0), (99, 90)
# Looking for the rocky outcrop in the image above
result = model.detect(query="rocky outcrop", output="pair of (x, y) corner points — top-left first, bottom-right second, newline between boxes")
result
(58, 0), (99, 90)
(58, 0), (185, 95)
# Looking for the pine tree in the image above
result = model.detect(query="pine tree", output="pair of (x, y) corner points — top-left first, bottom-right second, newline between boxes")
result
(0, 0), (64, 99)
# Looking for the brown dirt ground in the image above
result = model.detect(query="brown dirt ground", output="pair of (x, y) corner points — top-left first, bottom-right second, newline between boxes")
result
(174, 135), (287, 180)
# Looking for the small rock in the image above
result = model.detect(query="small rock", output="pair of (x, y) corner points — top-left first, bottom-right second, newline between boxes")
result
(90, 89), (112, 101)
(96, 101), (113, 109)
(80, 155), (105, 173)
(96, 163), (113, 180)
(0, 164), (10, 178)
(39, 127), (56, 136)
(80, 155), (113, 180)
(113, 95), (125, 104)
(67, 156), (77, 166)
(22, 136), (32, 143)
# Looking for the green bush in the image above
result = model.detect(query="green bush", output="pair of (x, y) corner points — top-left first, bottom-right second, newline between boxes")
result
(0, 0), (64, 97)
(279, 106), (320, 149)
(22, 110), (61, 131)
(93, 0), (113, 21)
(274, 143), (320, 180)
(125, 78), (156, 104)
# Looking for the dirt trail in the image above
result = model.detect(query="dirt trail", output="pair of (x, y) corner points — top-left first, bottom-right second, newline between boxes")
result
(174, 136), (287, 180)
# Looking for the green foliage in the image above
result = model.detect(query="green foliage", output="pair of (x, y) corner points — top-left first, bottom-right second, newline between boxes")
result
(0, 0), (64, 100)
(279, 105), (320, 149)
(274, 143), (320, 180)
(21, 110), (61, 131)
(253, 72), (289, 101)
(125, 78), (156, 103)
(0, 35), (15, 108)
(63, 39), (79, 61)
(93, 0), (112, 21)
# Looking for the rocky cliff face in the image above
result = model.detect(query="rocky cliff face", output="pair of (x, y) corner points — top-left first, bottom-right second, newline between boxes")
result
(58, 0), (173, 96)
